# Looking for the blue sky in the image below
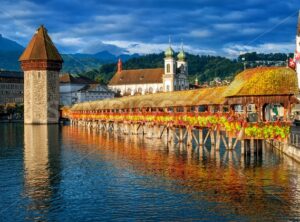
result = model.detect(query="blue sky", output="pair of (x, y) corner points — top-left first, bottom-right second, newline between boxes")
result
(0, 0), (300, 57)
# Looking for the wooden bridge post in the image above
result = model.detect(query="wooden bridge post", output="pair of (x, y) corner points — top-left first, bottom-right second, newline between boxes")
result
(167, 126), (174, 143)
(131, 123), (138, 135)
(154, 125), (161, 139)
(210, 129), (215, 146)
(187, 126), (193, 146)
(123, 122), (129, 135)
(215, 130), (220, 151)
(199, 129), (203, 146)
(113, 122), (119, 134)
(179, 127), (184, 143)
(241, 140), (245, 155)
(228, 135), (233, 150)
(146, 124), (153, 138)
(250, 138), (254, 159)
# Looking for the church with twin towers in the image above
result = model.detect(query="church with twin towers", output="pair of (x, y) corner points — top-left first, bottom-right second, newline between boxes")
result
(108, 42), (190, 96)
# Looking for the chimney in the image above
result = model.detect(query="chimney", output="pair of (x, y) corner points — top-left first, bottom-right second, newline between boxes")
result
(117, 58), (122, 73)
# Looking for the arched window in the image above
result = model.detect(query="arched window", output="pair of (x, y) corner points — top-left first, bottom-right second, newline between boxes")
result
(167, 64), (170, 73)
(149, 87), (153, 93)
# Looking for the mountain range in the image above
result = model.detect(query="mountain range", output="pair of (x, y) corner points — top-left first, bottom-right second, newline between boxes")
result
(0, 34), (139, 73)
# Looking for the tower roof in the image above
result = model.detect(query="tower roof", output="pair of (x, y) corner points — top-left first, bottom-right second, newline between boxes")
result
(165, 36), (174, 58)
(177, 43), (186, 61)
(165, 46), (174, 58)
(19, 25), (63, 62)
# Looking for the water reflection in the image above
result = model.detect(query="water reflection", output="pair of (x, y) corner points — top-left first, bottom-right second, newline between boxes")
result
(64, 126), (300, 220)
(23, 125), (61, 221)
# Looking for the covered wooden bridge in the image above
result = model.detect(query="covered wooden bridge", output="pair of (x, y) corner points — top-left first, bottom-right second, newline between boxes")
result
(64, 67), (299, 152)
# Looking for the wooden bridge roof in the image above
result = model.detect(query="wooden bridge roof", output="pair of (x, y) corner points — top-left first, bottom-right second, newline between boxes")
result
(71, 86), (228, 111)
(225, 67), (298, 97)
(70, 66), (299, 111)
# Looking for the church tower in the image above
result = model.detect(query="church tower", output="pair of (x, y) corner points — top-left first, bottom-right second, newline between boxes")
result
(163, 42), (176, 92)
(296, 11), (300, 88)
(19, 25), (63, 124)
(176, 44), (189, 90)
(177, 43), (188, 72)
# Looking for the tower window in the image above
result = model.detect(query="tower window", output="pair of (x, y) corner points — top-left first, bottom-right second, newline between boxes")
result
(167, 64), (170, 73)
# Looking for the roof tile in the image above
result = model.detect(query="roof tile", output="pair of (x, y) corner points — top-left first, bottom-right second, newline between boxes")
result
(109, 68), (164, 85)
(19, 25), (63, 62)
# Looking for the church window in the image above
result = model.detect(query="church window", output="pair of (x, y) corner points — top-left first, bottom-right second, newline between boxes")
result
(167, 64), (170, 73)
(149, 87), (153, 93)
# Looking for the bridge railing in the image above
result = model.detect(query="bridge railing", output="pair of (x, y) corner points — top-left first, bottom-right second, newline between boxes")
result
(289, 133), (300, 148)
(67, 110), (291, 141)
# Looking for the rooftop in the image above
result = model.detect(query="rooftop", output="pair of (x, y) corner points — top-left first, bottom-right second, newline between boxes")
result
(59, 73), (96, 84)
(0, 70), (23, 79)
(19, 25), (63, 62)
(109, 68), (164, 85)
(71, 86), (227, 111)
(225, 67), (298, 97)
(71, 66), (299, 111)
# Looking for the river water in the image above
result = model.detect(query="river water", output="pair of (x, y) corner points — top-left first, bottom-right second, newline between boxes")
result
(1, 123), (300, 221)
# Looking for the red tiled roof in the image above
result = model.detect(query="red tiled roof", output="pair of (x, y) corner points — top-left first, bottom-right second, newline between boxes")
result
(19, 25), (63, 62)
(109, 68), (164, 85)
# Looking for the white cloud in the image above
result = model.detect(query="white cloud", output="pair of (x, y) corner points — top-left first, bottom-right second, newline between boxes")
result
(223, 42), (295, 58)
(103, 40), (216, 55)
(189, 30), (212, 38)
(240, 27), (262, 35)
(214, 23), (237, 31)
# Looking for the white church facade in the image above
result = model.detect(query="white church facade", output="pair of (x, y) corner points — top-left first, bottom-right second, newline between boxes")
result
(108, 45), (189, 96)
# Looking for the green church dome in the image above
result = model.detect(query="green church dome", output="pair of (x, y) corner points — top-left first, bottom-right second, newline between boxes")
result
(165, 46), (174, 58)
(177, 49), (186, 61)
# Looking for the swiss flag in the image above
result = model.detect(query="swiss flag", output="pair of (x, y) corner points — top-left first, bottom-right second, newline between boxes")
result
(295, 51), (300, 61)
(289, 58), (296, 69)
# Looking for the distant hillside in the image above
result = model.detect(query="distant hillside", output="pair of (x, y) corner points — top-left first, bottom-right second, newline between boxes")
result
(62, 52), (139, 73)
(82, 52), (294, 84)
(0, 50), (22, 71)
(0, 34), (24, 51)
(0, 49), (139, 73)
(0, 35), (24, 70)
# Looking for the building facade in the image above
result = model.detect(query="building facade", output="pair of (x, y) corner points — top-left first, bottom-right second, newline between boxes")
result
(60, 73), (114, 106)
(19, 25), (63, 124)
(296, 12), (300, 89)
(109, 45), (189, 96)
(0, 71), (23, 104)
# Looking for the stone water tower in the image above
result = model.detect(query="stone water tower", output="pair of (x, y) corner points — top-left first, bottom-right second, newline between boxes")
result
(19, 25), (63, 124)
